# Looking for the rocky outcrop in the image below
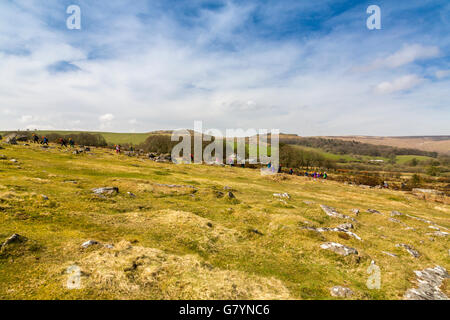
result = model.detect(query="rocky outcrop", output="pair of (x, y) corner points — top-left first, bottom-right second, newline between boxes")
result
(92, 187), (119, 195)
(330, 286), (354, 298)
(320, 205), (356, 221)
(367, 209), (382, 215)
(1, 234), (28, 251)
(273, 193), (290, 199)
(302, 225), (362, 241)
(395, 244), (420, 258)
(320, 242), (358, 256)
(404, 266), (449, 300)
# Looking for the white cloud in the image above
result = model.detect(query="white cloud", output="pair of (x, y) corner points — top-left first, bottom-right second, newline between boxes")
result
(435, 69), (450, 79)
(375, 74), (424, 94)
(367, 44), (440, 70)
(99, 113), (115, 122)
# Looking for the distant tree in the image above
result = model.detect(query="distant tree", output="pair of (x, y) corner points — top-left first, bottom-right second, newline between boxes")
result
(409, 158), (418, 167)
(426, 166), (440, 177)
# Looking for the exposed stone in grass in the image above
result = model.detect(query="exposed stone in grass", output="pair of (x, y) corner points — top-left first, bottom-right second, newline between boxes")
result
(426, 231), (448, 237)
(1, 234), (28, 251)
(155, 183), (195, 189)
(350, 209), (360, 215)
(388, 218), (415, 230)
(367, 209), (382, 215)
(405, 214), (448, 231)
(395, 244), (420, 258)
(41, 195), (49, 201)
(320, 205), (356, 221)
(302, 225), (362, 240)
(92, 187), (119, 195)
(391, 211), (403, 216)
(382, 251), (398, 258)
(404, 266), (449, 300)
(81, 240), (100, 249)
(338, 223), (354, 230)
(320, 242), (358, 256)
(273, 193), (290, 199)
(303, 200), (315, 205)
(0, 155), (7, 160)
(127, 192), (136, 198)
(330, 286), (354, 298)
(10, 159), (18, 163)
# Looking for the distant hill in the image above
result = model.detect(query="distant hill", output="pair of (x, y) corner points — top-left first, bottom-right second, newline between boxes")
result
(325, 136), (450, 155)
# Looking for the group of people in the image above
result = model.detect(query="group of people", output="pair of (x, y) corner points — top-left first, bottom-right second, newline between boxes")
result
(304, 171), (328, 179)
(59, 137), (75, 148)
(32, 133), (49, 145)
(31, 133), (75, 148)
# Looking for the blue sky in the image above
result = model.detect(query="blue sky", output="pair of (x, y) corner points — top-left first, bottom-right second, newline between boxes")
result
(0, 0), (449, 135)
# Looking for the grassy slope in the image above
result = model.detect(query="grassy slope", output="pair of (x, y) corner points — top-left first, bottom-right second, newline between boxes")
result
(0, 143), (449, 300)
(291, 145), (437, 164)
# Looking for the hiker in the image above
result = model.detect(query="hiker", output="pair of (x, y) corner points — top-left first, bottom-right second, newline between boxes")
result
(278, 165), (282, 174)
(42, 136), (49, 145)
(323, 172), (328, 179)
(115, 145), (121, 154)
(59, 138), (67, 147)
(289, 168), (294, 175)
(69, 138), (75, 148)
(32, 133), (39, 144)
(304, 171), (308, 177)
(268, 162), (272, 169)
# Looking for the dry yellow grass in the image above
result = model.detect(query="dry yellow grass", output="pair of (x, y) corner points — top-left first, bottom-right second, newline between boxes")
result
(0, 142), (448, 300)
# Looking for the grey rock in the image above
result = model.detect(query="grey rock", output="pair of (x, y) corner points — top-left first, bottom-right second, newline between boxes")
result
(92, 187), (119, 195)
(396, 244), (420, 258)
(320, 205), (355, 221)
(81, 240), (99, 248)
(320, 242), (358, 256)
(302, 225), (362, 241)
(391, 211), (403, 216)
(382, 251), (398, 258)
(338, 223), (354, 230)
(127, 192), (136, 198)
(1, 233), (28, 251)
(350, 209), (360, 215)
(273, 193), (290, 199)
(330, 286), (354, 298)
(41, 195), (49, 201)
(404, 266), (449, 300)
(367, 209), (382, 215)
(227, 192), (236, 199)
(426, 231), (448, 237)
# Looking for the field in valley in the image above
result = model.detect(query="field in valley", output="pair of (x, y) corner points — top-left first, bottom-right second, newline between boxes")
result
(0, 142), (449, 300)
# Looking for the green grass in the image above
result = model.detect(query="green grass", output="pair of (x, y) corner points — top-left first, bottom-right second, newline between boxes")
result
(0, 130), (151, 145)
(290, 145), (388, 162)
(395, 155), (435, 165)
(0, 142), (449, 300)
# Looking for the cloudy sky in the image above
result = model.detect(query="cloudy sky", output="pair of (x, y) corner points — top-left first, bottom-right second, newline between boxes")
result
(0, 0), (449, 135)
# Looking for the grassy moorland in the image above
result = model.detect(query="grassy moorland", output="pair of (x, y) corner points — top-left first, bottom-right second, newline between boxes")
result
(0, 142), (448, 300)
(0, 131), (152, 146)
